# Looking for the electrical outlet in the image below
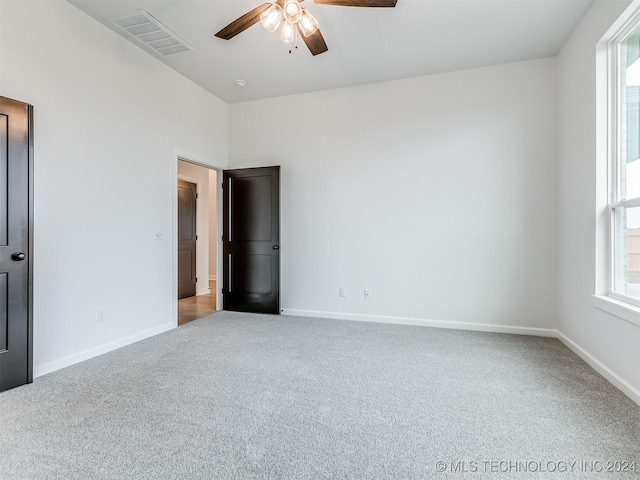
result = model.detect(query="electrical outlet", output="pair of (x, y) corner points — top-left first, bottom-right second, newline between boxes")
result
(364, 289), (371, 300)
(98, 310), (107, 323)
(340, 287), (346, 298)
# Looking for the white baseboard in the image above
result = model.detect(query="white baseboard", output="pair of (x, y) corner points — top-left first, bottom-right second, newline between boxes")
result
(208, 275), (216, 281)
(556, 330), (640, 406)
(281, 309), (557, 337)
(33, 321), (175, 378)
(196, 287), (210, 296)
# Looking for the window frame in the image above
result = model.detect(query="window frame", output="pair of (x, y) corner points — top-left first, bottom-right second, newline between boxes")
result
(607, 11), (640, 308)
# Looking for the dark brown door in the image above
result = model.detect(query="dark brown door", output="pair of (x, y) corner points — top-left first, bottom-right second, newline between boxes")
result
(223, 167), (280, 314)
(0, 97), (33, 392)
(177, 180), (197, 299)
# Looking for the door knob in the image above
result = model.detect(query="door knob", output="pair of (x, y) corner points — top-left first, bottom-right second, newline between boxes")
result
(11, 252), (26, 261)
(272, 245), (280, 250)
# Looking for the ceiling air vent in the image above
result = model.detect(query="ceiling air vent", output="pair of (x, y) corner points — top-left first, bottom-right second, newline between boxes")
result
(106, 10), (194, 56)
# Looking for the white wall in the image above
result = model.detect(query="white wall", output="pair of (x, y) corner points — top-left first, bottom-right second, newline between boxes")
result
(0, 1), (228, 376)
(178, 160), (211, 296)
(230, 58), (558, 333)
(556, 0), (640, 401)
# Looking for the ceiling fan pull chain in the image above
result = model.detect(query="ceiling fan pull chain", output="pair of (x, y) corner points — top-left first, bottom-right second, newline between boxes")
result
(289, 25), (299, 54)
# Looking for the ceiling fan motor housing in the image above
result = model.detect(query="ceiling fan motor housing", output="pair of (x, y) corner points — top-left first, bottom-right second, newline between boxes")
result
(283, 0), (303, 23)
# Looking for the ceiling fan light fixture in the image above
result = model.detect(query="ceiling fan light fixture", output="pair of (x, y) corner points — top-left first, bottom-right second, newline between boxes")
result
(280, 21), (296, 43)
(260, 4), (283, 32)
(283, 0), (303, 23)
(216, 0), (396, 56)
(298, 9), (319, 37)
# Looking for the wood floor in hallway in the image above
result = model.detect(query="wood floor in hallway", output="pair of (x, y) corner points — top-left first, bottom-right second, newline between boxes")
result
(178, 280), (217, 326)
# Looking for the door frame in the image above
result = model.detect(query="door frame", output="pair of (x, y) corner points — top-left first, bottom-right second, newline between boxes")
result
(171, 148), (223, 327)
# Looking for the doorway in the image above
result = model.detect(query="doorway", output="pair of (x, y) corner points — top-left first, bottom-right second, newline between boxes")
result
(177, 159), (220, 325)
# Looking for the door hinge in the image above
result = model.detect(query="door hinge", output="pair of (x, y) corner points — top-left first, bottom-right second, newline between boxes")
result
(196, 235), (198, 241)
(221, 288), (226, 294)
(195, 193), (198, 199)
(195, 277), (198, 283)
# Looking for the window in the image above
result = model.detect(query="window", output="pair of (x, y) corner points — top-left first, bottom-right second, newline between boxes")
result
(611, 19), (640, 305)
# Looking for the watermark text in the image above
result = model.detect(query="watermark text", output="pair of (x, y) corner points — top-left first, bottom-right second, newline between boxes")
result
(435, 460), (637, 474)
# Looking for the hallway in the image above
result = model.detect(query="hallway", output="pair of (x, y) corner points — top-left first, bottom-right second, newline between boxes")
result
(178, 280), (217, 325)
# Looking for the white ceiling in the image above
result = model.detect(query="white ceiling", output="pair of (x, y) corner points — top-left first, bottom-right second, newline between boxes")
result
(68, 0), (594, 104)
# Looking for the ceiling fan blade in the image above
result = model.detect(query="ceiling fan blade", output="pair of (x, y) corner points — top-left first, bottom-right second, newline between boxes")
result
(313, 0), (397, 6)
(297, 25), (328, 56)
(215, 3), (272, 40)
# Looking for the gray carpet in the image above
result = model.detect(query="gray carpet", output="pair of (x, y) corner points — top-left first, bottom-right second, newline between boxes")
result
(0, 312), (638, 479)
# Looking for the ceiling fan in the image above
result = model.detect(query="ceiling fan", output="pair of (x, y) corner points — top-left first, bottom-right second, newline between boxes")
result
(215, 0), (398, 56)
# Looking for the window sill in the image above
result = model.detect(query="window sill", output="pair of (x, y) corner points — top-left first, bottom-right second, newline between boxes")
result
(592, 295), (640, 327)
